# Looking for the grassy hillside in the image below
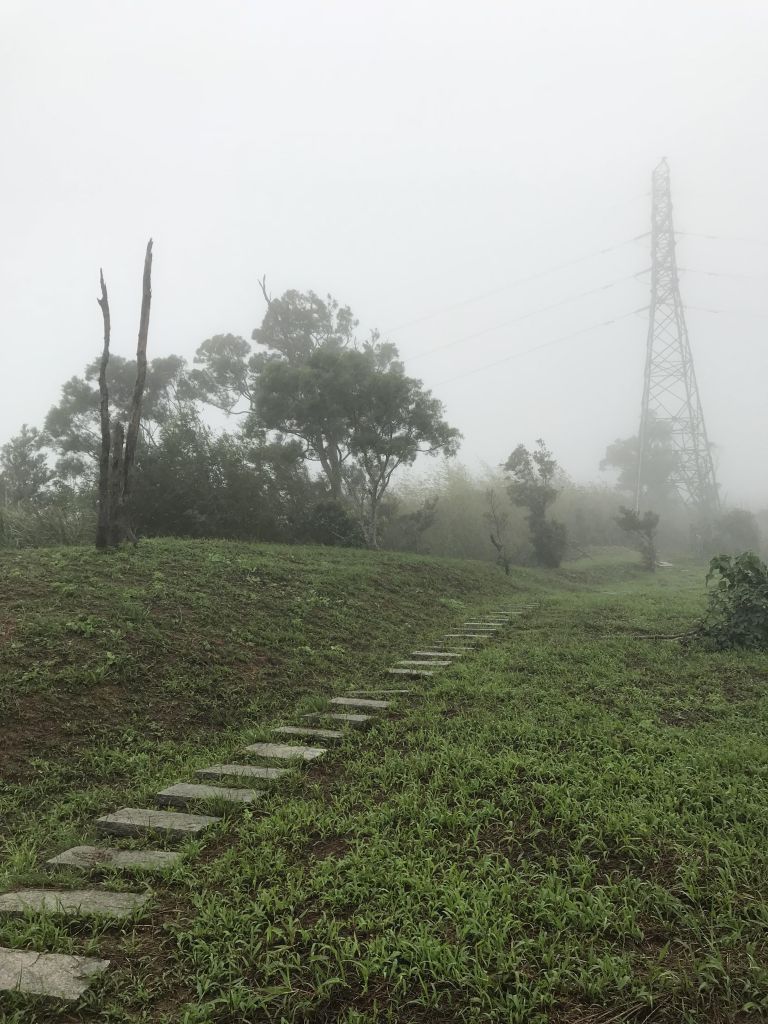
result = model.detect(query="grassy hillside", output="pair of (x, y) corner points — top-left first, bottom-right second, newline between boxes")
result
(0, 538), (515, 779)
(1, 542), (767, 1023)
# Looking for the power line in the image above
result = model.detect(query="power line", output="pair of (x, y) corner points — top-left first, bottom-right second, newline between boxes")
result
(686, 304), (768, 319)
(434, 308), (646, 386)
(408, 272), (645, 363)
(384, 234), (650, 334)
(677, 230), (768, 247)
(679, 266), (767, 281)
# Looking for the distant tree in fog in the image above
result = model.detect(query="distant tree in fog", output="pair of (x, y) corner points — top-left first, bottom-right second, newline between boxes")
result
(503, 439), (567, 568)
(0, 425), (52, 504)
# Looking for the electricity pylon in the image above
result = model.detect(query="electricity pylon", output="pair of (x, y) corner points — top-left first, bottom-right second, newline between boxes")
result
(635, 158), (719, 524)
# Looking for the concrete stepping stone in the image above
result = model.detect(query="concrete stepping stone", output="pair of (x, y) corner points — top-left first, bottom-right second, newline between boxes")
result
(0, 946), (110, 1000)
(0, 889), (149, 919)
(273, 725), (344, 742)
(47, 846), (181, 872)
(329, 696), (390, 710)
(157, 782), (262, 808)
(347, 688), (414, 695)
(412, 651), (462, 658)
(442, 634), (481, 641)
(195, 764), (289, 782)
(96, 807), (220, 840)
(302, 712), (372, 726)
(243, 742), (326, 761)
(398, 659), (451, 667)
(388, 668), (433, 677)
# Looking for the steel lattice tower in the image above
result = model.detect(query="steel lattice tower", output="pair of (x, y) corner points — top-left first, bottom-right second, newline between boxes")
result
(635, 158), (719, 522)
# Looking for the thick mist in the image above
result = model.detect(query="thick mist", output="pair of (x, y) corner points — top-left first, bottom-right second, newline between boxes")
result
(2, 0), (767, 504)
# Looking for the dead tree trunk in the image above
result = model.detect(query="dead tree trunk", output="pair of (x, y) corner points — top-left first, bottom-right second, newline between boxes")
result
(95, 270), (111, 549)
(108, 422), (125, 548)
(93, 239), (154, 549)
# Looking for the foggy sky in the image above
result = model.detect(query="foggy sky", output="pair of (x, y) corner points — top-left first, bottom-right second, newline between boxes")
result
(2, 1), (768, 505)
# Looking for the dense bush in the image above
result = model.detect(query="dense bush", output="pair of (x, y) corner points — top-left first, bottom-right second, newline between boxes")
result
(698, 552), (768, 649)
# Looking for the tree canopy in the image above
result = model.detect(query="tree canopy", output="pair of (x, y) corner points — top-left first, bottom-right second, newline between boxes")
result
(193, 287), (460, 544)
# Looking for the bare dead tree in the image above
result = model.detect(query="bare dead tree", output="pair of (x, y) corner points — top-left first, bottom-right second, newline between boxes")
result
(94, 239), (154, 549)
(95, 270), (112, 549)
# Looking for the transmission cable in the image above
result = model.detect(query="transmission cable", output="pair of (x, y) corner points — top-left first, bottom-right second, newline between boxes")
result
(678, 266), (767, 281)
(434, 307), (648, 386)
(384, 233), (650, 334)
(677, 231), (768, 247)
(407, 272), (645, 363)
(685, 304), (768, 319)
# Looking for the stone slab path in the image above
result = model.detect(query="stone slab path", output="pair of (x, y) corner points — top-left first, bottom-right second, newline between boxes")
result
(347, 688), (413, 695)
(0, 947), (110, 1000)
(157, 782), (262, 807)
(398, 659), (451, 667)
(195, 764), (289, 782)
(4, 602), (517, 1002)
(329, 696), (390, 710)
(243, 742), (326, 761)
(47, 847), (181, 871)
(388, 668), (433, 677)
(302, 712), (372, 726)
(96, 807), (221, 839)
(0, 889), (149, 919)
(273, 725), (344, 742)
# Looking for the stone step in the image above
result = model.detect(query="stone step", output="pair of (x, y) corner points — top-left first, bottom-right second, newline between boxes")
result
(0, 889), (149, 919)
(388, 668), (433, 677)
(328, 696), (390, 710)
(442, 635), (481, 641)
(273, 725), (344, 742)
(0, 946), (110, 1000)
(243, 742), (326, 761)
(96, 807), (220, 840)
(195, 764), (290, 782)
(433, 645), (474, 651)
(411, 651), (462, 658)
(157, 782), (262, 808)
(302, 712), (372, 726)
(347, 688), (414, 695)
(398, 659), (451, 667)
(47, 846), (181, 872)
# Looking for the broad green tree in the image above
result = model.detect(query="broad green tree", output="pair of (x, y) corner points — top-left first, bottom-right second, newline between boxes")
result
(194, 287), (460, 543)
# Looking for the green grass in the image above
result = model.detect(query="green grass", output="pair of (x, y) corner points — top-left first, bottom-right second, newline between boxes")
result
(1, 540), (767, 1022)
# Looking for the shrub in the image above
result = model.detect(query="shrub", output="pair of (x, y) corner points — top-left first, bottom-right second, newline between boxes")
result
(698, 552), (768, 649)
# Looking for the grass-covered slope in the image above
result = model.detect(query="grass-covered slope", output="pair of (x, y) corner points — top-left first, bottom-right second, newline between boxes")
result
(2, 543), (768, 1023)
(0, 538), (514, 780)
